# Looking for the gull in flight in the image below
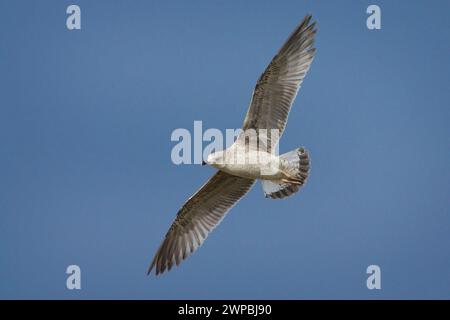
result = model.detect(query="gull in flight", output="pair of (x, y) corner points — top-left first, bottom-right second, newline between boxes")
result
(148, 15), (317, 275)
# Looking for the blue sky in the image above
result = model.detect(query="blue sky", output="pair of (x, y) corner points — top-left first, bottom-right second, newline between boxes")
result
(0, 0), (449, 299)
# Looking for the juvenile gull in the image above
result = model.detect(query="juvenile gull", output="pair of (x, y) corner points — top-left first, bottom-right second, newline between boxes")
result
(148, 15), (317, 275)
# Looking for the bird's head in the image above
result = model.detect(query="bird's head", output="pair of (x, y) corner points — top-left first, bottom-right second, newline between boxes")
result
(203, 151), (226, 169)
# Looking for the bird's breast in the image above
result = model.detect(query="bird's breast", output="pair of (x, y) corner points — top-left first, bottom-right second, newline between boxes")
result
(213, 151), (283, 180)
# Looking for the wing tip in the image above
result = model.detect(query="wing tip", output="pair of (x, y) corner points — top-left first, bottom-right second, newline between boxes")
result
(147, 263), (166, 277)
(301, 13), (314, 29)
(304, 13), (312, 22)
(147, 259), (157, 276)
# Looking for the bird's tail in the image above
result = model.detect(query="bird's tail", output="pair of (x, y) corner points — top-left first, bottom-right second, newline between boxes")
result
(261, 147), (310, 199)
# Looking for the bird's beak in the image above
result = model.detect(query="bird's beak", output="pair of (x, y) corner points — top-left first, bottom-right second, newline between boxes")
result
(202, 160), (207, 166)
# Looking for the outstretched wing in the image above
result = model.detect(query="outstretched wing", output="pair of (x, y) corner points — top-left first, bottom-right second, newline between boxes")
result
(242, 15), (317, 149)
(148, 171), (255, 275)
